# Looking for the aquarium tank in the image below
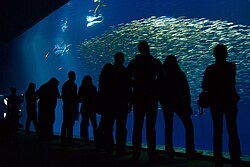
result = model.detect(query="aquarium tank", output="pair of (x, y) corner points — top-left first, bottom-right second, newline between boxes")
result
(0, 0), (249, 159)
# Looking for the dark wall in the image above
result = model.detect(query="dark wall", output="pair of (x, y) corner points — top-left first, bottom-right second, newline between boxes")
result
(0, 0), (70, 45)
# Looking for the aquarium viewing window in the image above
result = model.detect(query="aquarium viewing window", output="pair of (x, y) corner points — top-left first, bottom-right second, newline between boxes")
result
(0, 0), (249, 159)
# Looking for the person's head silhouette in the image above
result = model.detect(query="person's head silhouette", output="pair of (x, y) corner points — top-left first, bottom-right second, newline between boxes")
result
(68, 71), (76, 81)
(114, 52), (124, 66)
(214, 44), (227, 63)
(49, 77), (59, 87)
(82, 75), (93, 86)
(137, 41), (150, 55)
(28, 82), (36, 91)
(163, 55), (181, 72)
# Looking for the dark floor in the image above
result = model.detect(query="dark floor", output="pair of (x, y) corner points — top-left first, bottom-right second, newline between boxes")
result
(0, 132), (249, 167)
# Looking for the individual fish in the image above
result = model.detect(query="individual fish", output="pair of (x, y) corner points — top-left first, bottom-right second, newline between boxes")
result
(58, 67), (64, 70)
(61, 19), (68, 32)
(86, 19), (104, 27)
(86, 15), (102, 22)
(53, 42), (71, 56)
(45, 51), (50, 59)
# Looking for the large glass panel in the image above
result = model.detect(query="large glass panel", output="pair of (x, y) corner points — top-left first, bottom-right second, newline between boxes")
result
(1, 0), (249, 159)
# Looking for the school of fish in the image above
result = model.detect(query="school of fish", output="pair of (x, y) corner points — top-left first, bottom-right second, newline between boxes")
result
(78, 16), (250, 107)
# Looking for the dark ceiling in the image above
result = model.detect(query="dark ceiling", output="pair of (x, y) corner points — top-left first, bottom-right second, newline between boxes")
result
(0, 0), (70, 45)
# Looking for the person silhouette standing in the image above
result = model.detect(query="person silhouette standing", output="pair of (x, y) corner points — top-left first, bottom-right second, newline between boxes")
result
(96, 63), (113, 151)
(127, 41), (163, 161)
(5, 87), (21, 132)
(61, 71), (78, 145)
(111, 52), (131, 156)
(78, 75), (98, 145)
(36, 77), (60, 141)
(202, 44), (241, 167)
(159, 55), (202, 159)
(25, 82), (38, 135)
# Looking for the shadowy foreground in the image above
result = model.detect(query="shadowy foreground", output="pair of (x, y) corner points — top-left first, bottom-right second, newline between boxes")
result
(0, 132), (249, 167)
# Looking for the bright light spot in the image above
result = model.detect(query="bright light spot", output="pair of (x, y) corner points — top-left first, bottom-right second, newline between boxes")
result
(4, 113), (6, 118)
(4, 98), (8, 106)
(86, 16), (102, 22)
(86, 16), (94, 22)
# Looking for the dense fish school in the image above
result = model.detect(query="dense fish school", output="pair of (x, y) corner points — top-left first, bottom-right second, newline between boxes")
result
(79, 16), (250, 108)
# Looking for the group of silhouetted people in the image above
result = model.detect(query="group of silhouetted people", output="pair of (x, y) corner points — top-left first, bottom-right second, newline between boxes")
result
(3, 41), (242, 167)
(4, 87), (24, 133)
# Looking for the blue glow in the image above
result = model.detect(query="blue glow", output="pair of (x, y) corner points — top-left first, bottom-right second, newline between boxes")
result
(1, 0), (250, 157)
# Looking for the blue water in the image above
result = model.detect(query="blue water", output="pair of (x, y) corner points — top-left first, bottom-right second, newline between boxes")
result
(0, 0), (250, 156)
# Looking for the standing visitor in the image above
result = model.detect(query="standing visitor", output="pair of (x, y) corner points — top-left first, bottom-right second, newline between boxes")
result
(25, 82), (38, 135)
(61, 71), (78, 145)
(127, 41), (163, 161)
(202, 44), (241, 167)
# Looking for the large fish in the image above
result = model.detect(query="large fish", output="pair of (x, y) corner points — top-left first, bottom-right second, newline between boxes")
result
(86, 19), (104, 27)
(53, 42), (71, 56)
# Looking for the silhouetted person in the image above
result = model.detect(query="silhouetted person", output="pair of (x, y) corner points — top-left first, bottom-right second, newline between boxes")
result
(25, 82), (38, 135)
(127, 41), (163, 160)
(97, 52), (131, 154)
(36, 77), (60, 141)
(97, 62), (114, 152)
(159, 55), (202, 159)
(61, 71), (78, 145)
(202, 44), (241, 167)
(5, 87), (21, 132)
(112, 52), (131, 156)
(78, 75), (97, 145)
